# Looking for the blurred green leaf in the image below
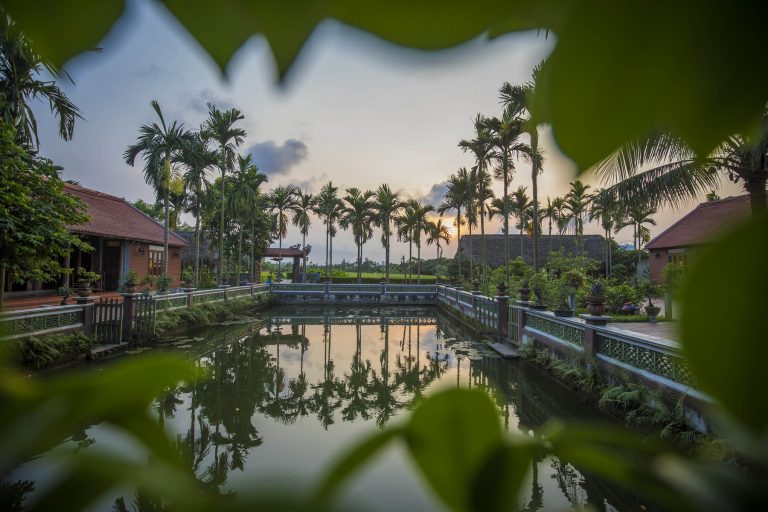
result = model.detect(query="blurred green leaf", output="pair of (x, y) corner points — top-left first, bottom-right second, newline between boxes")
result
(469, 438), (541, 512)
(405, 388), (502, 512)
(6, 0), (768, 167)
(314, 426), (403, 504)
(1, 0), (124, 69)
(679, 214), (768, 434)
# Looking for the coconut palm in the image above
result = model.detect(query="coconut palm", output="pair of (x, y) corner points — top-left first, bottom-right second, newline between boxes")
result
(594, 110), (768, 214)
(202, 103), (246, 285)
(0, 17), (83, 147)
(124, 100), (186, 275)
(315, 182), (343, 281)
(372, 184), (402, 283)
(481, 113), (530, 289)
(232, 156), (267, 284)
(438, 168), (471, 282)
(340, 188), (376, 283)
(500, 64), (546, 270)
(269, 185), (298, 283)
(426, 218), (451, 280)
(292, 191), (317, 282)
(176, 131), (218, 284)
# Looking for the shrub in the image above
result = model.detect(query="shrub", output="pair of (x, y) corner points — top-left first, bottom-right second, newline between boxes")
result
(606, 283), (641, 312)
(16, 332), (92, 369)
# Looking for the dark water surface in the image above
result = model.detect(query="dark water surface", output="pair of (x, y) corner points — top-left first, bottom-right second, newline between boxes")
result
(8, 305), (651, 511)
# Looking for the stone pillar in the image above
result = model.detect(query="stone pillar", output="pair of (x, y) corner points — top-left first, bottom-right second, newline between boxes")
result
(583, 325), (597, 356)
(496, 282), (509, 341)
(380, 280), (386, 301)
(78, 299), (95, 336)
(120, 293), (137, 342)
(324, 280), (330, 297)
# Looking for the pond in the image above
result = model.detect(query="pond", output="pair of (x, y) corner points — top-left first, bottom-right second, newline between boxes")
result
(6, 305), (653, 511)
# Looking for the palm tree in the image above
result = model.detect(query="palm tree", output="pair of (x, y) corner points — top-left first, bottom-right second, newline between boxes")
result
(232, 156), (267, 285)
(0, 18), (82, 147)
(589, 189), (618, 277)
(340, 188), (376, 283)
(541, 196), (562, 256)
(593, 111), (768, 215)
(562, 181), (592, 256)
(315, 182), (343, 281)
(202, 103), (246, 285)
(372, 184), (402, 283)
(500, 64), (545, 270)
(292, 191), (317, 282)
(176, 131), (218, 285)
(426, 218), (451, 279)
(509, 186), (532, 258)
(269, 185), (298, 283)
(460, 115), (495, 285)
(124, 100), (186, 275)
(399, 200), (434, 284)
(482, 113), (530, 289)
(438, 168), (471, 282)
(615, 204), (657, 269)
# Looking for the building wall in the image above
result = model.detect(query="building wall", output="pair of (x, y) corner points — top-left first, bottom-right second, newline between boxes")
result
(648, 249), (668, 282)
(126, 242), (183, 287)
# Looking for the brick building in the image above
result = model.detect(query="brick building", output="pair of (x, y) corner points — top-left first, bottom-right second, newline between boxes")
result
(646, 195), (750, 282)
(3, 183), (186, 296)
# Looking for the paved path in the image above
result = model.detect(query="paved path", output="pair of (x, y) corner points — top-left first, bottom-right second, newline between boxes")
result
(610, 322), (678, 342)
(3, 291), (123, 311)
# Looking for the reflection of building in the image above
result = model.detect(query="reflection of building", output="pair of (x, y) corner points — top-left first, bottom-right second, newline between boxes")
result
(3, 183), (186, 296)
(646, 195), (749, 281)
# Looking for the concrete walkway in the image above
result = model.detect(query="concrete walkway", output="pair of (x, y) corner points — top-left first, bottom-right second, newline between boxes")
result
(610, 321), (678, 342)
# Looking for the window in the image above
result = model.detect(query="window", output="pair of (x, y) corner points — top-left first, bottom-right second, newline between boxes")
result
(148, 245), (164, 276)
(667, 248), (688, 265)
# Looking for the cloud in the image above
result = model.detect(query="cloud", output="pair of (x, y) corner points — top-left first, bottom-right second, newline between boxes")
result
(418, 181), (448, 207)
(182, 88), (235, 115)
(246, 139), (309, 175)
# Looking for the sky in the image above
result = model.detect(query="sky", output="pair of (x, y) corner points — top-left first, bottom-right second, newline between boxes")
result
(32, 0), (741, 265)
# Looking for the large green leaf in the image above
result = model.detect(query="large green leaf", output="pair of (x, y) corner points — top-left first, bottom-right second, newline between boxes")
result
(1, 0), (124, 69)
(679, 214), (768, 434)
(404, 388), (503, 512)
(6, 1), (768, 167)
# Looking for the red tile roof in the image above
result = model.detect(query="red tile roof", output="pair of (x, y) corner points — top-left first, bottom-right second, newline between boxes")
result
(264, 247), (307, 258)
(646, 195), (750, 250)
(64, 183), (186, 246)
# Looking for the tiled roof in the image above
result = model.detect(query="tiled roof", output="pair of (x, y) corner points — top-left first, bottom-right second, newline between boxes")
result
(264, 247), (308, 257)
(646, 195), (750, 250)
(64, 183), (186, 246)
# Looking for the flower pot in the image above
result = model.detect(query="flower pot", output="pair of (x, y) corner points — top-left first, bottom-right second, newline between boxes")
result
(586, 296), (606, 316)
(645, 305), (661, 323)
(76, 279), (92, 297)
(518, 287), (531, 302)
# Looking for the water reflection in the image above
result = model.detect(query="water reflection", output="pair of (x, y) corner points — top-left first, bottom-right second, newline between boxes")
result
(5, 306), (650, 511)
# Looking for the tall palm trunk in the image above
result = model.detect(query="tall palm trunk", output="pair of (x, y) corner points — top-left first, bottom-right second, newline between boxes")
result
(237, 228), (243, 285)
(329, 230), (334, 283)
(162, 158), (170, 276)
(468, 221), (474, 281)
(356, 242), (362, 283)
(503, 152), (510, 291)
(325, 220), (330, 279)
(384, 215), (391, 283)
(218, 166), (225, 285)
(408, 238), (413, 284)
(531, 130), (540, 271)
(417, 240), (421, 284)
(302, 230), (307, 283)
(194, 193), (201, 285)
(278, 225), (283, 283)
(480, 204), (487, 287)
(251, 218), (257, 282)
(456, 207), (462, 282)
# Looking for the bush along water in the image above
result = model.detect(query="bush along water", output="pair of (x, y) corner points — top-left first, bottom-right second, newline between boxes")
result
(153, 294), (270, 335)
(521, 344), (705, 452)
(14, 332), (92, 370)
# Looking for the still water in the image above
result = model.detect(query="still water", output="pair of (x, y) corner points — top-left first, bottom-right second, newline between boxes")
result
(9, 305), (649, 511)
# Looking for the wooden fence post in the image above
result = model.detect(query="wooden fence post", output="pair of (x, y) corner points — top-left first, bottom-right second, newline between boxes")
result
(120, 293), (136, 342)
(81, 302), (94, 336)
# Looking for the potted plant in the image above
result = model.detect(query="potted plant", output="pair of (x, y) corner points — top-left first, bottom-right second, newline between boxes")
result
(639, 279), (663, 323)
(181, 267), (194, 287)
(75, 267), (100, 297)
(122, 270), (139, 293)
(586, 279), (607, 316)
(527, 271), (548, 309)
(140, 274), (155, 292)
(156, 274), (173, 294)
(550, 279), (575, 317)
